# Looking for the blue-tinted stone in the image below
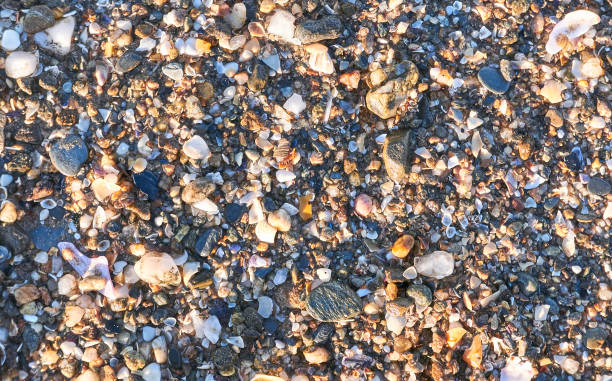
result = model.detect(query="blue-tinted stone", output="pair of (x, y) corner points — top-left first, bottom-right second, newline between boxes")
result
(29, 225), (67, 251)
(263, 318), (279, 334)
(255, 267), (273, 278)
(478, 66), (510, 94)
(224, 203), (245, 224)
(565, 147), (584, 172)
(194, 227), (222, 257)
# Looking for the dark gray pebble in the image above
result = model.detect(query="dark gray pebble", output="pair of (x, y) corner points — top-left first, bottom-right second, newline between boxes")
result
(478, 66), (511, 94)
(49, 135), (88, 176)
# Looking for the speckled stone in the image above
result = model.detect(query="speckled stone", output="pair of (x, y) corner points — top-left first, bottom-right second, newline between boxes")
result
(295, 16), (343, 44)
(49, 135), (88, 176)
(406, 284), (432, 306)
(305, 282), (362, 322)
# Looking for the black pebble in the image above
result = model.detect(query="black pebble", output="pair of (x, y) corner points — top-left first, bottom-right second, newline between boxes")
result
(133, 170), (159, 200)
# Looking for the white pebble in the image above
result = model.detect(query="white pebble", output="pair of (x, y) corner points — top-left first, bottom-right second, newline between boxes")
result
(283, 93), (306, 116)
(1, 29), (20, 51)
(267, 10), (296, 41)
(257, 296), (274, 318)
(316, 268), (332, 282)
(141, 363), (161, 381)
(255, 220), (277, 243)
(5, 51), (38, 78)
(276, 169), (296, 183)
(142, 326), (156, 341)
(534, 304), (550, 321)
(183, 136), (211, 161)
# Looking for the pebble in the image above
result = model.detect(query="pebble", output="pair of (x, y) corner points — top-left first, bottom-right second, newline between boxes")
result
(14, 284), (40, 305)
(276, 169), (296, 183)
(500, 357), (536, 381)
(414, 251), (454, 279)
(49, 135), (88, 177)
(224, 203), (246, 224)
(392, 235), (414, 258)
(142, 363), (161, 381)
(304, 43), (335, 74)
(540, 80), (566, 103)
(267, 10), (296, 41)
(477, 66), (510, 94)
(587, 177), (611, 196)
(134, 252), (181, 287)
(78, 275), (107, 292)
(533, 304), (550, 321)
(224, 3), (247, 29)
(258, 296), (274, 318)
(183, 135), (211, 161)
(517, 273), (538, 295)
(181, 178), (216, 204)
(255, 220), (277, 243)
(283, 93), (307, 116)
(22, 5), (55, 34)
(406, 284), (432, 306)
(142, 326), (156, 342)
(247, 62), (269, 92)
(382, 129), (412, 182)
(58, 274), (78, 296)
(267, 209), (291, 232)
(1, 29), (20, 51)
(194, 227), (222, 256)
(5, 51), (38, 78)
(116, 51), (142, 74)
(306, 282), (362, 322)
(133, 170), (160, 200)
(303, 346), (330, 364)
(354, 193), (373, 218)
(162, 63), (184, 81)
(0, 201), (17, 223)
(295, 17), (343, 44)
(212, 346), (236, 376)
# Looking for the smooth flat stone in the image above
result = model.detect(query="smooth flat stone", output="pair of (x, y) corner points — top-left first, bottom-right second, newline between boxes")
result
(478, 66), (510, 94)
(587, 177), (611, 196)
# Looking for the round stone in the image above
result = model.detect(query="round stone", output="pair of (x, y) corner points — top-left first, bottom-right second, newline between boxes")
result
(587, 177), (611, 196)
(305, 282), (362, 322)
(1, 29), (21, 51)
(4, 51), (38, 79)
(478, 66), (511, 94)
(406, 284), (432, 306)
(49, 135), (88, 176)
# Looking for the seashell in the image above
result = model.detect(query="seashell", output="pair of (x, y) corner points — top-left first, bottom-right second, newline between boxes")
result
(546, 10), (600, 54)
(40, 199), (57, 209)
